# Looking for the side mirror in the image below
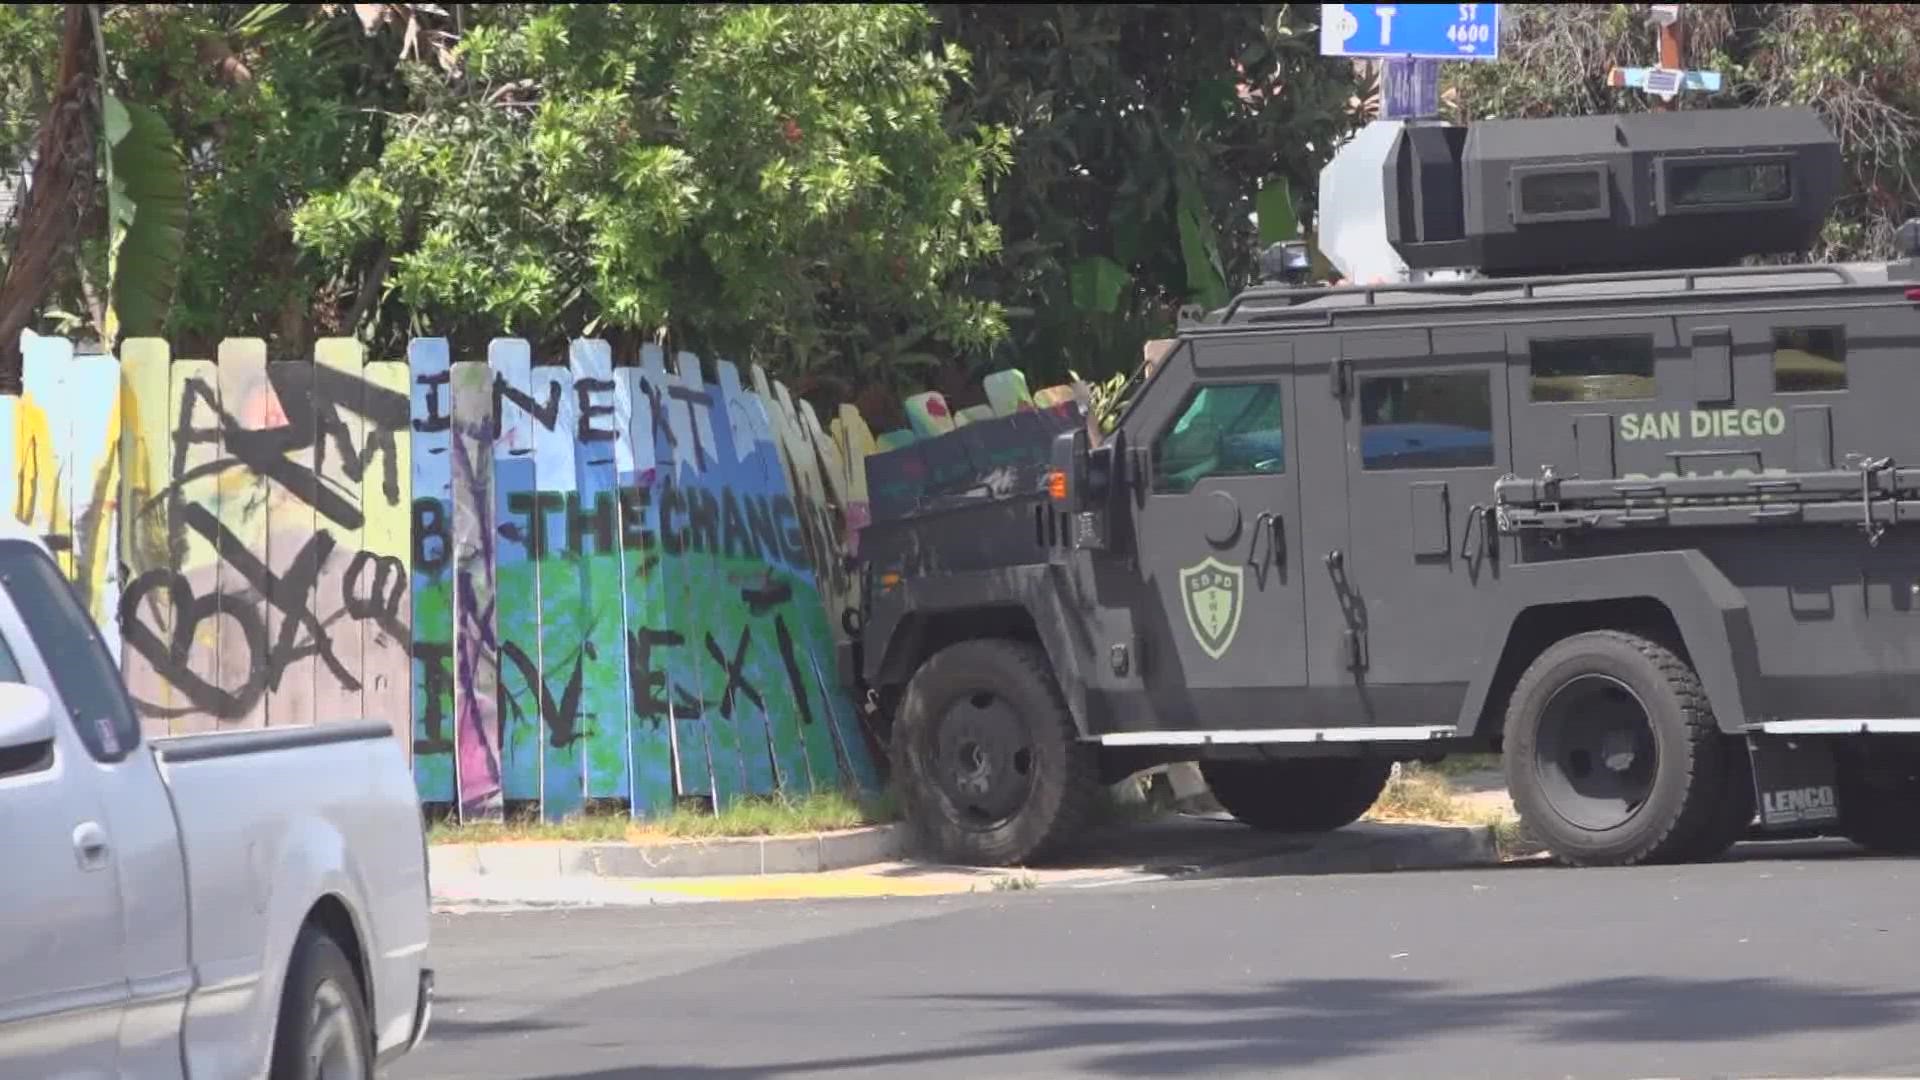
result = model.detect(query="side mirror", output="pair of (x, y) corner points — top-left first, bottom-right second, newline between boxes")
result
(1100, 428), (1130, 518)
(1049, 428), (1131, 554)
(1084, 442), (1114, 499)
(0, 682), (55, 754)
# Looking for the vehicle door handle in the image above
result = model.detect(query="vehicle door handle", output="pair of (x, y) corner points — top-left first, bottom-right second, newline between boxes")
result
(72, 821), (110, 872)
(1248, 511), (1285, 570)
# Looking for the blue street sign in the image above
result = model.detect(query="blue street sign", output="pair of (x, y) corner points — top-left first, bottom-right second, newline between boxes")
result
(1320, 3), (1501, 61)
(1381, 58), (1441, 119)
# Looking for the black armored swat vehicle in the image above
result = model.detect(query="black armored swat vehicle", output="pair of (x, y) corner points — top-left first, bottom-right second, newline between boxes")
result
(848, 105), (1920, 869)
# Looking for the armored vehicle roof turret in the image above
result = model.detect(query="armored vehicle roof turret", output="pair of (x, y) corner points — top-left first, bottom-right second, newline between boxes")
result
(1383, 106), (1841, 276)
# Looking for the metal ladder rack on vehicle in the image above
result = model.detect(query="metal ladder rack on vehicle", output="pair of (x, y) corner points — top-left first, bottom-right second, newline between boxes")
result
(1493, 461), (1920, 543)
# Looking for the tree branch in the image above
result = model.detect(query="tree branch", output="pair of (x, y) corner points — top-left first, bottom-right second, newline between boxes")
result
(346, 237), (390, 338)
(0, 4), (96, 393)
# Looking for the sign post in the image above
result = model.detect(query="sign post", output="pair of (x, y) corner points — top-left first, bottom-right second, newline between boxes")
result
(1381, 57), (1441, 121)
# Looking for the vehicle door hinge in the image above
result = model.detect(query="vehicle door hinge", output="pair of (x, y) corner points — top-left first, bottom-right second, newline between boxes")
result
(1330, 356), (1353, 401)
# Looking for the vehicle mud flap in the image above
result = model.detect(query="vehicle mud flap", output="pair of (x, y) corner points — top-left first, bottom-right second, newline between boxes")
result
(1745, 734), (1842, 833)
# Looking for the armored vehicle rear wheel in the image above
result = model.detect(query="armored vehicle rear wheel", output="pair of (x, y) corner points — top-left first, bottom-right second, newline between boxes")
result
(1503, 630), (1732, 867)
(890, 638), (1099, 866)
(1198, 758), (1393, 833)
(1837, 748), (1920, 855)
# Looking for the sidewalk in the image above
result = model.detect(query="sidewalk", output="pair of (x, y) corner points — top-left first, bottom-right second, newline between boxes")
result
(429, 815), (1504, 911)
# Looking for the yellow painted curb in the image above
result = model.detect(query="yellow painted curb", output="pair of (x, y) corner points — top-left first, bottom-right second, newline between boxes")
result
(626, 872), (991, 901)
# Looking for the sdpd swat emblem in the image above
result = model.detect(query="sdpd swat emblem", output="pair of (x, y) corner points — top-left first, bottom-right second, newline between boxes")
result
(1179, 557), (1244, 660)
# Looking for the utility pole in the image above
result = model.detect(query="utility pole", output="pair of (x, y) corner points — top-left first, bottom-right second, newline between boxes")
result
(1607, 4), (1720, 109)
(1650, 4), (1685, 111)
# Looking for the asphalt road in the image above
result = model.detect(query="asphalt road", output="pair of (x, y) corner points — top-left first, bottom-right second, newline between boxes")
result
(393, 842), (1920, 1080)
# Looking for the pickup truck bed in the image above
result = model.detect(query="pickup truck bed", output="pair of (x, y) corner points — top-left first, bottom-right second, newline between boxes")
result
(0, 519), (433, 1078)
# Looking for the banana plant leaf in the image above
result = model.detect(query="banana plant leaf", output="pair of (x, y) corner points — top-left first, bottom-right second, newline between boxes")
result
(1068, 255), (1129, 315)
(103, 93), (188, 343)
(1258, 177), (1298, 247)
(1175, 176), (1229, 312)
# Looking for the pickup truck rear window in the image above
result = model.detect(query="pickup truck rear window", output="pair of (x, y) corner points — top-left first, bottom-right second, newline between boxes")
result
(0, 539), (141, 762)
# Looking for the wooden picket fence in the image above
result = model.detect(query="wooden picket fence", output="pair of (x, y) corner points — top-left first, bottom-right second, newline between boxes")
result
(1, 329), (1084, 821)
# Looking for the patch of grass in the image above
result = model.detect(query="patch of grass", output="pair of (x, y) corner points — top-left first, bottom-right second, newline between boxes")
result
(985, 870), (1038, 891)
(429, 788), (898, 846)
(1364, 764), (1551, 861)
(1365, 763), (1513, 830)
(1426, 753), (1502, 779)
(1488, 815), (1548, 861)
(428, 812), (633, 846)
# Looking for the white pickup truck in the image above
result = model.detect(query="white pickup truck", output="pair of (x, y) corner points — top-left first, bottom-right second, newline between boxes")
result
(0, 519), (433, 1079)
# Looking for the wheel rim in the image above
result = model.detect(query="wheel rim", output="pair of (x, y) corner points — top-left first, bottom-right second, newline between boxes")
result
(929, 688), (1036, 831)
(303, 977), (367, 1080)
(1532, 673), (1660, 832)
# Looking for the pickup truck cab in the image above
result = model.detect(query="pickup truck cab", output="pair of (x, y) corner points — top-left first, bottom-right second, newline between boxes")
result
(0, 519), (433, 1078)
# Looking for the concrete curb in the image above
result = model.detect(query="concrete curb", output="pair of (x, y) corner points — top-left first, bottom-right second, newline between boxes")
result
(429, 820), (1504, 910)
(1062, 820), (1504, 890)
(429, 824), (907, 882)
(1238, 820), (1501, 876)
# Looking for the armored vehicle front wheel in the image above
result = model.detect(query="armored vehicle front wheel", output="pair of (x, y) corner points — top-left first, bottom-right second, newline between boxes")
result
(889, 638), (1099, 866)
(1198, 758), (1393, 833)
(1504, 630), (1735, 867)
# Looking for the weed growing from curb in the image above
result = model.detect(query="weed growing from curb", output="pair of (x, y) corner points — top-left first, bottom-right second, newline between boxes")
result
(984, 871), (1039, 892)
(429, 788), (898, 846)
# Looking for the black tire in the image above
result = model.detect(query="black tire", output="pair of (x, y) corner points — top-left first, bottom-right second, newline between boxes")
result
(270, 924), (372, 1080)
(889, 638), (1099, 866)
(1198, 757), (1393, 832)
(1503, 630), (1730, 867)
(1837, 749), (1920, 855)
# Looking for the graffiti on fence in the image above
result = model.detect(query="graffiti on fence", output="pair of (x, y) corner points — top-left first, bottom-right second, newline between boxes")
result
(3, 325), (1085, 822)
(115, 338), (412, 739)
(403, 343), (882, 820)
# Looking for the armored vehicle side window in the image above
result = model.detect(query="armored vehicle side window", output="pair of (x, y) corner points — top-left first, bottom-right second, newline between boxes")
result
(1151, 382), (1285, 494)
(1359, 372), (1495, 471)
(1667, 159), (1792, 208)
(1529, 335), (1656, 402)
(1772, 326), (1846, 393)
(1518, 167), (1606, 218)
